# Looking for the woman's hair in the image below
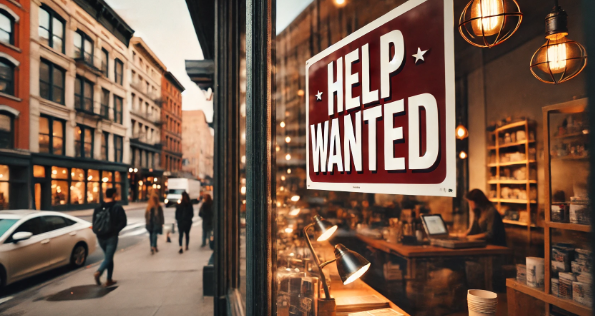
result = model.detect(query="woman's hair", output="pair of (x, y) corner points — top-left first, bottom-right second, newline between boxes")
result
(203, 194), (212, 204)
(181, 191), (191, 205)
(146, 192), (160, 212)
(465, 189), (494, 211)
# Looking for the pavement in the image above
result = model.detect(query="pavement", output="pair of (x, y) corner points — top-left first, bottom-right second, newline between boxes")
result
(0, 216), (214, 316)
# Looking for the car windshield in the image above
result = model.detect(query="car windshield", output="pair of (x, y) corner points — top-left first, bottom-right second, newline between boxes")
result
(167, 189), (185, 194)
(0, 219), (19, 237)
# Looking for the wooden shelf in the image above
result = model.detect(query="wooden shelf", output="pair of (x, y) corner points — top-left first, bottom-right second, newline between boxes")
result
(488, 140), (535, 150)
(496, 120), (533, 132)
(551, 156), (589, 161)
(487, 160), (536, 167)
(506, 279), (592, 316)
(488, 180), (537, 184)
(491, 199), (536, 204)
(502, 219), (537, 227)
(546, 221), (591, 232)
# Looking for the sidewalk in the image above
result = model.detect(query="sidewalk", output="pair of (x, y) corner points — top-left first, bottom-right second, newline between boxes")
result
(0, 223), (214, 316)
(66, 201), (149, 217)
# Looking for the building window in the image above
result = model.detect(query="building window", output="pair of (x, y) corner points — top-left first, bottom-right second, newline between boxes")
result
(70, 168), (85, 205)
(51, 166), (68, 206)
(75, 125), (93, 158)
(0, 59), (14, 96)
(101, 132), (109, 161)
(0, 10), (14, 45)
(88, 169), (100, 203)
(38, 6), (65, 53)
(114, 135), (123, 163)
(39, 115), (65, 155)
(0, 112), (13, 149)
(101, 48), (109, 76)
(114, 59), (123, 85)
(73, 30), (93, 64)
(74, 76), (93, 113)
(100, 89), (110, 119)
(39, 60), (65, 104)
(113, 95), (123, 124)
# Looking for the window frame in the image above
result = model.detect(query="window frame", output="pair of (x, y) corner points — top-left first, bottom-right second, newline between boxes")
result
(38, 115), (65, 155)
(39, 59), (65, 104)
(0, 111), (14, 149)
(38, 5), (65, 54)
(100, 88), (110, 119)
(0, 58), (15, 96)
(75, 125), (94, 159)
(113, 95), (123, 124)
(73, 30), (94, 65)
(101, 48), (109, 76)
(114, 135), (123, 163)
(101, 132), (109, 161)
(114, 59), (124, 85)
(74, 76), (94, 113)
(0, 9), (15, 46)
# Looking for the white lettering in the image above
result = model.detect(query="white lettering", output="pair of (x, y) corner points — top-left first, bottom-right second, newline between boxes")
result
(363, 106), (382, 171)
(380, 30), (404, 99)
(345, 48), (360, 111)
(328, 57), (343, 116)
(344, 112), (362, 172)
(383, 100), (405, 170)
(408, 93), (439, 170)
(362, 43), (379, 105)
(310, 121), (329, 172)
(327, 118), (344, 172)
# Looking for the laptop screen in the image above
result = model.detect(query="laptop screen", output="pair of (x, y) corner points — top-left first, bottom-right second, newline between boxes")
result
(421, 214), (448, 236)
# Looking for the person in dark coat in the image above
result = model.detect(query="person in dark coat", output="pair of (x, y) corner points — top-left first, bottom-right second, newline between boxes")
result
(199, 194), (213, 247)
(145, 193), (164, 254)
(93, 188), (127, 287)
(459, 189), (507, 246)
(175, 192), (194, 253)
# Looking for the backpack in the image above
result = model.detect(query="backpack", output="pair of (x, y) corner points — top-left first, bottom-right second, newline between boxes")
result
(93, 205), (113, 237)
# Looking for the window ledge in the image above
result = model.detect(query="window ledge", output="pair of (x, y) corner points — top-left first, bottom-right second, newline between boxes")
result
(0, 92), (21, 102)
(7, 0), (22, 8)
(0, 41), (21, 53)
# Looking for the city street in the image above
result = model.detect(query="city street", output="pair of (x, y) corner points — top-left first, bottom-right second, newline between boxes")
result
(0, 203), (213, 315)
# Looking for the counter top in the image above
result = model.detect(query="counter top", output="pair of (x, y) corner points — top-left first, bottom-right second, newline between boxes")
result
(357, 234), (510, 258)
(331, 278), (410, 316)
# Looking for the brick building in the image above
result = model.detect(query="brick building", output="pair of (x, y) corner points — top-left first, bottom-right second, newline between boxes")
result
(0, 0), (31, 209)
(161, 71), (184, 176)
(181, 109), (213, 180)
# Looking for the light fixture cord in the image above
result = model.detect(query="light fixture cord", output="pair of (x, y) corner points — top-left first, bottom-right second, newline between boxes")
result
(554, 0), (559, 7)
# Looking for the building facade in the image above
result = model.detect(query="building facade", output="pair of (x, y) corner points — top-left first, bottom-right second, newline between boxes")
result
(127, 37), (165, 201)
(181, 109), (213, 181)
(0, 0), (31, 210)
(161, 71), (184, 177)
(29, 0), (133, 211)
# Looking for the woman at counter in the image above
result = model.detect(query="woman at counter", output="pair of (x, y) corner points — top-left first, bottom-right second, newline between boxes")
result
(457, 189), (507, 246)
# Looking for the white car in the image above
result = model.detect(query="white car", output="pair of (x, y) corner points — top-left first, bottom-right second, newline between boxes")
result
(0, 210), (97, 288)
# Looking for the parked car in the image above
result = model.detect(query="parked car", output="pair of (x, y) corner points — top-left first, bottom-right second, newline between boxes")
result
(0, 210), (96, 289)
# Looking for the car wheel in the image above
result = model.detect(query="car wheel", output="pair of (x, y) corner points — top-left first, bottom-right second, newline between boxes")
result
(70, 243), (87, 268)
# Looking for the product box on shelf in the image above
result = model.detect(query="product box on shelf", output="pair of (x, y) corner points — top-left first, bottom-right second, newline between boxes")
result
(573, 281), (593, 307)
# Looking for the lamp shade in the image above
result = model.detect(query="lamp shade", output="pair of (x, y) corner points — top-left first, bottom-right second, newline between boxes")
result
(314, 215), (338, 241)
(334, 244), (371, 285)
(459, 0), (523, 48)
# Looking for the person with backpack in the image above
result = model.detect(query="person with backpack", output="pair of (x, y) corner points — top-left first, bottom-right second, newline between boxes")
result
(92, 188), (127, 287)
(145, 193), (164, 254)
(175, 191), (194, 253)
(199, 194), (213, 247)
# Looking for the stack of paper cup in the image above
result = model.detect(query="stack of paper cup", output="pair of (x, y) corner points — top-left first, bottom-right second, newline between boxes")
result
(468, 289), (498, 315)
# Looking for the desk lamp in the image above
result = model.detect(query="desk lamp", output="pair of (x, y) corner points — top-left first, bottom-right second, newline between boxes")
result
(304, 215), (371, 315)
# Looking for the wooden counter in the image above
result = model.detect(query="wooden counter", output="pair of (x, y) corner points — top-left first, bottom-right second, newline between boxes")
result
(331, 278), (410, 316)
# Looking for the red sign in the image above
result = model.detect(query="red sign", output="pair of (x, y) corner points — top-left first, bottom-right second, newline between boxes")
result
(306, 0), (455, 196)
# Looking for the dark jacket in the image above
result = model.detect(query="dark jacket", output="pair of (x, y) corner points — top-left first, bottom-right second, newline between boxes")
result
(175, 203), (194, 225)
(145, 206), (164, 234)
(199, 202), (213, 229)
(470, 206), (507, 246)
(93, 201), (127, 239)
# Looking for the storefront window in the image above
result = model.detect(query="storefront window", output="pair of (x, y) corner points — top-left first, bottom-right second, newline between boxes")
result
(102, 171), (113, 197)
(51, 166), (68, 206)
(33, 165), (45, 178)
(88, 169), (100, 204)
(0, 165), (8, 210)
(70, 168), (85, 205)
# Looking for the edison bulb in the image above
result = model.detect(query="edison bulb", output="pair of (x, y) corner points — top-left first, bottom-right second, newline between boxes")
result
(459, 151), (468, 159)
(544, 34), (568, 74)
(285, 154), (291, 160)
(471, 0), (504, 36)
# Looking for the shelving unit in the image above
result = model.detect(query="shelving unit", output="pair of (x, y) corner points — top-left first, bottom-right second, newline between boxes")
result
(487, 120), (538, 240)
(506, 99), (591, 316)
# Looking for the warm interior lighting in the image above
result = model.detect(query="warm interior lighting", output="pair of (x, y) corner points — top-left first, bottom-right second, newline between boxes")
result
(459, 151), (468, 159)
(317, 225), (338, 241)
(276, 146), (280, 152)
(240, 186), (246, 194)
(455, 125), (469, 140)
(343, 263), (371, 285)
(287, 169), (291, 174)
(281, 176), (286, 181)
(297, 89), (305, 97)
(285, 227), (294, 233)
(289, 208), (301, 216)
(285, 136), (291, 143)
(290, 195), (300, 202)
(334, 0), (345, 5)
(280, 121), (285, 128)
(471, 0), (504, 36)
(285, 154), (291, 160)
(542, 33), (569, 74)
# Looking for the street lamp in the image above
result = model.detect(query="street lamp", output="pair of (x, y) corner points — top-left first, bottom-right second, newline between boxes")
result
(303, 216), (371, 315)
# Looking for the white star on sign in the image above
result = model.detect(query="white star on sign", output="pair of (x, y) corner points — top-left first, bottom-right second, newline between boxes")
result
(315, 91), (323, 101)
(412, 47), (428, 64)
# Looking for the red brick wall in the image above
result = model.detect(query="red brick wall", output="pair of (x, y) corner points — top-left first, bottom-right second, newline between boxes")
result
(161, 74), (183, 172)
(0, 0), (30, 150)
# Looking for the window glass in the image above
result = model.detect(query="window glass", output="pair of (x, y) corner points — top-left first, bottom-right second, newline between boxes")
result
(115, 59), (123, 85)
(101, 133), (109, 161)
(101, 49), (109, 75)
(0, 59), (14, 95)
(84, 128), (92, 158)
(103, 171), (113, 183)
(83, 38), (93, 64)
(0, 113), (12, 148)
(52, 17), (64, 52)
(52, 119), (64, 155)
(0, 165), (7, 210)
(42, 216), (73, 232)
(13, 218), (44, 236)
(52, 67), (64, 104)
(71, 168), (84, 181)
(75, 126), (82, 157)
(38, 8), (50, 46)
(40, 61), (64, 104)
(73, 32), (82, 59)
(83, 80), (93, 112)
(114, 96), (123, 124)
(0, 11), (13, 44)
(39, 116), (50, 153)
(70, 179), (85, 205)
(0, 219), (17, 237)
(39, 61), (50, 99)
(51, 180), (67, 205)
(88, 181), (100, 204)
(101, 89), (110, 119)
(33, 165), (46, 178)
(115, 136), (123, 162)
(51, 166), (67, 179)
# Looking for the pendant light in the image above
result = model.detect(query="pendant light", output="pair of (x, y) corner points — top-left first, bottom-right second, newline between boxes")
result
(459, 0), (523, 48)
(529, 1), (587, 84)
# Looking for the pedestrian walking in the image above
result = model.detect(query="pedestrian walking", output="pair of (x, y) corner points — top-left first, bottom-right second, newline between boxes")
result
(199, 194), (213, 247)
(145, 193), (164, 254)
(175, 191), (194, 253)
(92, 188), (127, 287)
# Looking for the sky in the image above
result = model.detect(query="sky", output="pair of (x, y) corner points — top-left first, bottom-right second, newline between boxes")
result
(104, 0), (213, 122)
(277, 0), (313, 34)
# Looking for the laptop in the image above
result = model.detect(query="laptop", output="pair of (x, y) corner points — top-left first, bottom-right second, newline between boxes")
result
(420, 214), (486, 249)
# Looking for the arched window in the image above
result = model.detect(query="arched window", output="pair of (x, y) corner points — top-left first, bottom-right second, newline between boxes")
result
(0, 10), (14, 45)
(0, 59), (14, 96)
(0, 111), (13, 149)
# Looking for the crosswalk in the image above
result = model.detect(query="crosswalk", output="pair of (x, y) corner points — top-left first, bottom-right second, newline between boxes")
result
(119, 218), (202, 238)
